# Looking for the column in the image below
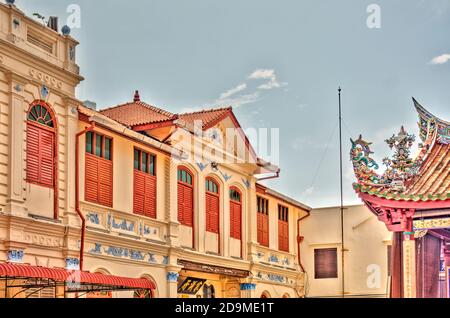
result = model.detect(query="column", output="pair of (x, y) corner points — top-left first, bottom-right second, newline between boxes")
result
(239, 281), (257, 298)
(166, 158), (180, 247)
(166, 265), (182, 298)
(402, 231), (416, 298)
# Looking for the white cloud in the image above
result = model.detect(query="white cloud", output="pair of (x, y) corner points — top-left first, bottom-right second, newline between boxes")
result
(248, 68), (286, 91)
(214, 92), (260, 108)
(248, 69), (276, 80)
(212, 68), (286, 108)
(219, 83), (247, 99)
(258, 81), (281, 90)
(430, 53), (450, 65)
(301, 186), (315, 197)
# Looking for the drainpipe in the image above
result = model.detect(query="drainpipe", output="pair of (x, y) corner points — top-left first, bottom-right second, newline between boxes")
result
(296, 211), (310, 273)
(75, 122), (95, 271)
(256, 169), (280, 181)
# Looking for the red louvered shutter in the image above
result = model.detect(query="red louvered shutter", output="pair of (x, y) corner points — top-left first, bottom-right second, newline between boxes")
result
(134, 172), (157, 219)
(26, 124), (41, 184)
(133, 171), (145, 215)
(262, 215), (269, 247)
(206, 193), (219, 234)
(85, 155), (112, 207)
(230, 201), (241, 240)
(85, 154), (99, 203)
(278, 220), (289, 252)
(26, 123), (55, 187)
(234, 203), (241, 239)
(98, 159), (113, 207)
(39, 129), (54, 186)
(177, 183), (184, 223)
(205, 193), (211, 231)
(144, 175), (157, 218)
(183, 185), (193, 227)
(257, 213), (262, 244)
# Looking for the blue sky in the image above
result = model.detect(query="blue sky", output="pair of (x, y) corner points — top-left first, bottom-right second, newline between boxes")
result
(19, 0), (450, 208)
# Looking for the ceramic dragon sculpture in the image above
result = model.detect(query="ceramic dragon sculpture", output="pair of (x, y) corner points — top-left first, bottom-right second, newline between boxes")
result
(350, 127), (422, 193)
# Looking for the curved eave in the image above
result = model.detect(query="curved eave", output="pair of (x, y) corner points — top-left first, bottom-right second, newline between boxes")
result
(354, 185), (450, 209)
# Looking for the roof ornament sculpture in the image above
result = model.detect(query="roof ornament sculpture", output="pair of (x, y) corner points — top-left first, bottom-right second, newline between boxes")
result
(350, 126), (422, 193)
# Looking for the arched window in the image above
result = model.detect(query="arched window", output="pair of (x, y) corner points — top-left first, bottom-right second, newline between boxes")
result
(177, 167), (194, 227)
(229, 187), (242, 241)
(261, 291), (271, 298)
(205, 178), (219, 234)
(26, 101), (56, 188)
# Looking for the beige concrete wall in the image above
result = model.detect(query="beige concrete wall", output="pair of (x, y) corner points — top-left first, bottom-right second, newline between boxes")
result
(0, 3), (309, 298)
(300, 204), (392, 298)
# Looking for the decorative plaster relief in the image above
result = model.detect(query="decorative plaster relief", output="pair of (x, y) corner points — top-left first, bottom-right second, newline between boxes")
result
(28, 68), (63, 89)
(23, 233), (64, 247)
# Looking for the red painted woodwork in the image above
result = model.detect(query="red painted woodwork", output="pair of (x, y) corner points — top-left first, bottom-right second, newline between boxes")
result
(133, 170), (157, 218)
(26, 100), (59, 220)
(0, 263), (155, 290)
(390, 232), (404, 298)
(206, 192), (219, 233)
(230, 187), (242, 240)
(278, 205), (289, 252)
(85, 154), (113, 207)
(359, 192), (450, 210)
(416, 234), (441, 298)
(26, 123), (55, 187)
(314, 248), (338, 279)
(177, 168), (194, 227)
(205, 178), (220, 234)
(257, 196), (269, 247)
(230, 201), (242, 240)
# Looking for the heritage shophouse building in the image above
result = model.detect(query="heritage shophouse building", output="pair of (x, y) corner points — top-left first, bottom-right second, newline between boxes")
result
(0, 2), (310, 298)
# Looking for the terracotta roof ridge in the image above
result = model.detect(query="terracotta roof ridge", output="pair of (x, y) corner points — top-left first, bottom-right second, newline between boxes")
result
(136, 101), (175, 118)
(99, 100), (175, 119)
(178, 106), (232, 116)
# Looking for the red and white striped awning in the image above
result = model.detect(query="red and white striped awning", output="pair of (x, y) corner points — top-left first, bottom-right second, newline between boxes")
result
(0, 263), (155, 290)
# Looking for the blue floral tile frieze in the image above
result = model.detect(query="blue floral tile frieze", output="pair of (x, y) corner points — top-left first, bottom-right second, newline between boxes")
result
(88, 243), (167, 264)
(111, 218), (135, 232)
(7, 250), (24, 263)
(86, 212), (100, 225)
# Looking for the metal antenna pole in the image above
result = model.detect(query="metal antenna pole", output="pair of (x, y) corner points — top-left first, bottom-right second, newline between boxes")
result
(338, 87), (345, 298)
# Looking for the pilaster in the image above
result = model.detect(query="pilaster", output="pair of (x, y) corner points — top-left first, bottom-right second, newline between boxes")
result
(3, 70), (29, 216)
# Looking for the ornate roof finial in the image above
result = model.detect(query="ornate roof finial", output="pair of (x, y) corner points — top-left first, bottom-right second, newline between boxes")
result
(133, 90), (140, 102)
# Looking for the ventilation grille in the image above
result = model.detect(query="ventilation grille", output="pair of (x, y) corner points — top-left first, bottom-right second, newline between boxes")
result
(27, 31), (54, 54)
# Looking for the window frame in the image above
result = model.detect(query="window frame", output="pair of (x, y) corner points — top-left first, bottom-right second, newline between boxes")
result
(86, 131), (113, 161)
(84, 130), (114, 207)
(277, 204), (289, 252)
(133, 147), (158, 219)
(314, 248), (338, 279)
(205, 177), (220, 234)
(133, 147), (157, 176)
(257, 196), (270, 247)
(177, 166), (194, 228)
(229, 186), (242, 241)
(26, 100), (57, 189)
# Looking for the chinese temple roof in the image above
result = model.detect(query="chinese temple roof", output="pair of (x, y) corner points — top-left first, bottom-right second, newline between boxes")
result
(351, 98), (450, 203)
